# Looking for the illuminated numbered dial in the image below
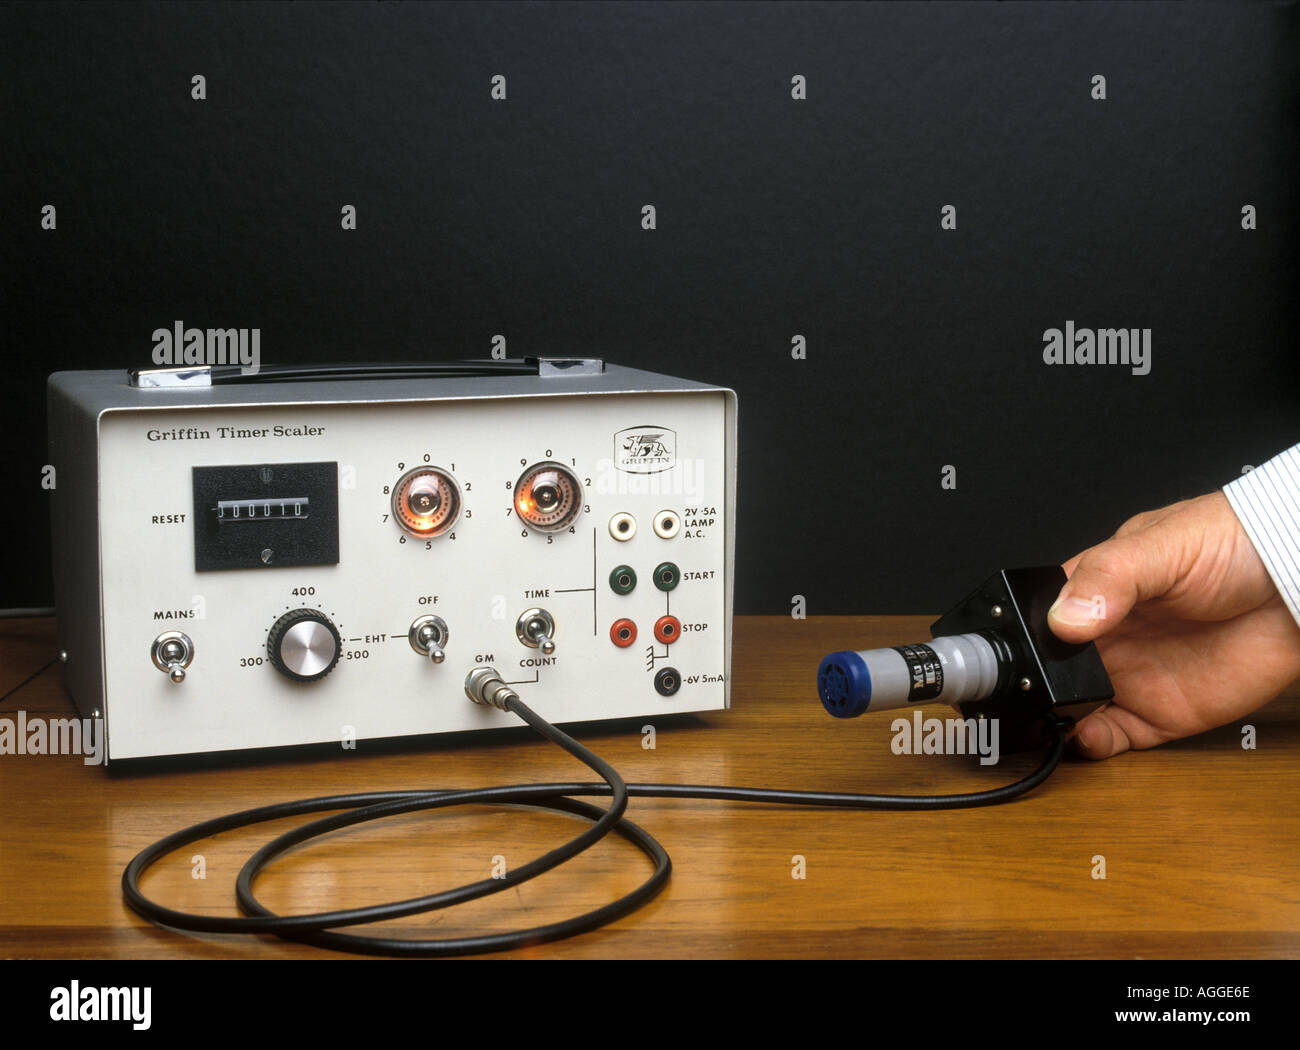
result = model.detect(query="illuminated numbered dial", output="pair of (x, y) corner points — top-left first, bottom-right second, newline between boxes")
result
(392, 466), (462, 539)
(514, 461), (583, 533)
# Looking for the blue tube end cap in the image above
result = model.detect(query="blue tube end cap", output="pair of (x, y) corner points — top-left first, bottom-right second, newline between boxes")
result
(817, 650), (872, 718)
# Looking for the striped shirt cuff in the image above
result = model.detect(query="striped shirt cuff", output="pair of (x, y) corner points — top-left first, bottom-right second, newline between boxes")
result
(1223, 444), (1300, 628)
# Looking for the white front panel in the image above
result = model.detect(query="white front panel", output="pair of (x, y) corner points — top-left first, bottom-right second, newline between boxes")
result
(97, 391), (730, 759)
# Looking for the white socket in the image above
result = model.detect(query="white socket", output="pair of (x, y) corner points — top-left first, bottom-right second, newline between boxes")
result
(652, 510), (681, 539)
(608, 511), (637, 541)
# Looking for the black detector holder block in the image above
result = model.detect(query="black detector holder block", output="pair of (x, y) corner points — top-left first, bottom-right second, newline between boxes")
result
(932, 566), (1114, 751)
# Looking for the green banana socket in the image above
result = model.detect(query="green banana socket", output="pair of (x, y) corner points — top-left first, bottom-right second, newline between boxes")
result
(609, 565), (637, 595)
(653, 561), (680, 592)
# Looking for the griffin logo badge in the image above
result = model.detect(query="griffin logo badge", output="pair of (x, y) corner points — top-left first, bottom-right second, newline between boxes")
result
(614, 426), (676, 474)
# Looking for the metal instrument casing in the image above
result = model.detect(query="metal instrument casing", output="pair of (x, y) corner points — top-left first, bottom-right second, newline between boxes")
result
(47, 364), (736, 763)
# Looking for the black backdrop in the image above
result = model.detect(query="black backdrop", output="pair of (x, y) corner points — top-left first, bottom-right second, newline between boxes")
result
(3, 1), (1297, 613)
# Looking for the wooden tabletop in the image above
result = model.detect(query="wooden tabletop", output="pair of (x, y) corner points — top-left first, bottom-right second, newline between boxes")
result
(1, 613), (1296, 959)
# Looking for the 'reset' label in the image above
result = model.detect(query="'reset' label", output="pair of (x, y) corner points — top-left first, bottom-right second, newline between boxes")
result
(894, 644), (944, 701)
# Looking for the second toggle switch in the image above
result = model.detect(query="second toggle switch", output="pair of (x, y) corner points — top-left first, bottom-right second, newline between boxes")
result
(516, 608), (557, 655)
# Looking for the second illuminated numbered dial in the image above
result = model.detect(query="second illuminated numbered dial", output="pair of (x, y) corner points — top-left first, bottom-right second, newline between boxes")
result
(267, 609), (341, 682)
(514, 461), (583, 533)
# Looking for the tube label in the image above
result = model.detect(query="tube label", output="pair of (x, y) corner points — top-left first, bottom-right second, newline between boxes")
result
(893, 644), (944, 702)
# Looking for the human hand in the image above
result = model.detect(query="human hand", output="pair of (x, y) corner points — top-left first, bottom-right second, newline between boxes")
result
(1047, 491), (1300, 758)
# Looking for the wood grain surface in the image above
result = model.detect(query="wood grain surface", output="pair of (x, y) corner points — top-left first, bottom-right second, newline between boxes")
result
(1, 614), (1296, 959)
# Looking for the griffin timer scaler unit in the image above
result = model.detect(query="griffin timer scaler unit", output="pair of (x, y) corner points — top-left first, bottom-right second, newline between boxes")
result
(47, 359), (737, 763)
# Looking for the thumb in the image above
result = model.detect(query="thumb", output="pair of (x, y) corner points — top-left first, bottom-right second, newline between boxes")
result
(1048, 529), (1181, 643)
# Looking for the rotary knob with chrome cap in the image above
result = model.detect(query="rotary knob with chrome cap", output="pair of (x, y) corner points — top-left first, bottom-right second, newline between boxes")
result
(266, 608), (342, 682)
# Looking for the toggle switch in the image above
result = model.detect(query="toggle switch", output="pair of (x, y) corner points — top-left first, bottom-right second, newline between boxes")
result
(408, 614), (449, 664)
(151, 631), (195, 683)
(516, 607), (556, 655)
